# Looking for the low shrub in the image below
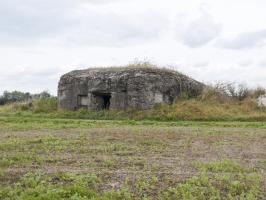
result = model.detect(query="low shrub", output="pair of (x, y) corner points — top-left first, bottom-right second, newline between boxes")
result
(32, 97), (57, 113)
(201, 82), (266, 103)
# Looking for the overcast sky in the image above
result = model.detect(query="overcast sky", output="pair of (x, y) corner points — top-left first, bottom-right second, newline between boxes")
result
(1, 0), (266, 95)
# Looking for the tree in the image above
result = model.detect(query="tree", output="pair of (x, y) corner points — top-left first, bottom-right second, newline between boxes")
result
(0, 90), (54, 105)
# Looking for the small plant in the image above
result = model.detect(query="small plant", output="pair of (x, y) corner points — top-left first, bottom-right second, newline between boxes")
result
(126, 59), (157, 69)
(135, 176), (159, 199)
(103, 159), (116, 168)
(200, 83), (232, 103)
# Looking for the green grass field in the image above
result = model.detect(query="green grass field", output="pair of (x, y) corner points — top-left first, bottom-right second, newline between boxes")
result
(0, 110), (266, 199)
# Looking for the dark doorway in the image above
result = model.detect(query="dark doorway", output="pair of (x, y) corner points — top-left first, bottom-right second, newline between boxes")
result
(93, 93), (111, 110)
(102, 94), (111, 110)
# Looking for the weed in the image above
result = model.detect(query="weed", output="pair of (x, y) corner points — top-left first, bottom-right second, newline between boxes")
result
(103, 159), (116, 168)
(0, 172), (133, 200)
(162, 160), (262, 200)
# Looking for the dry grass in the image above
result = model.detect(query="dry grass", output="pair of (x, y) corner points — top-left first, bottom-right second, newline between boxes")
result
(0, 126), (265, 198)
(2, 96), (266, 122)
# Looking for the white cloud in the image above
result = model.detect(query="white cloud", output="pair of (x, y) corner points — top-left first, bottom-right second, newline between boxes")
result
(63, 11), (168, 47)
(82, 0), (122, 5)
(238, 60), (254, 68)
(258, 60), (266, 68)
(175, 8), (222, 48)
(219, 29), (266, 49)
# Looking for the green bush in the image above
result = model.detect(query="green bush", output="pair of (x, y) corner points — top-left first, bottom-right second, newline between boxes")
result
(33, 98), (57, 113)
(9, 102), (33, 111)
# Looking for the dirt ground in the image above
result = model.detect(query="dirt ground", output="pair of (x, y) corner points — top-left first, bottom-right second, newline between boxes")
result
(0, 126), (266, 197)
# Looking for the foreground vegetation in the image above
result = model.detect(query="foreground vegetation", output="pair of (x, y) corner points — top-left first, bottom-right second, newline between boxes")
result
(0, 126), (265, 199)
(1, 161), (262, 199)
(1, 97), (266, 123)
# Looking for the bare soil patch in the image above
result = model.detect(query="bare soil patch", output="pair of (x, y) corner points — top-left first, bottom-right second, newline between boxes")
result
(0, 126), (265, 198)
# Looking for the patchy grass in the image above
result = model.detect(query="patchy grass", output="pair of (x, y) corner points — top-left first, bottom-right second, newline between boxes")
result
(3, 114), (266, 132)
(162, 161), (262, 199)
(0, 126), (265, 199)
(0, 172), (134, 200)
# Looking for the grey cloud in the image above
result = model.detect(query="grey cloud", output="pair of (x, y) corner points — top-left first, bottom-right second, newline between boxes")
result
(258, 60), (266, 68)
(192, 61), (209, 68)
(238, 60), (253, 67)
(1, 66), (62, 78)
(220, 29), (266, 49)
(176, 11), (222, 48)
(0, 66), (63, 94)
(64, 12), (168, 47)
(0, 0), (78, 44)
(82, 0), (122, 4)
(0, 0), (168, 47)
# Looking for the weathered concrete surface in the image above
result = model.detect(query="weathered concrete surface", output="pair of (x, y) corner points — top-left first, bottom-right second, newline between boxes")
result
(58, 67), (204, 110)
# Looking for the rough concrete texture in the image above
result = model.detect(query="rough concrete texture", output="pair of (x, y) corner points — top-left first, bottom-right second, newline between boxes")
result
(58, 67), (204, 110)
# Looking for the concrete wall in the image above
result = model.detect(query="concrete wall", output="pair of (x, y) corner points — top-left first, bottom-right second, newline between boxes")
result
(58, 68), (204, 110)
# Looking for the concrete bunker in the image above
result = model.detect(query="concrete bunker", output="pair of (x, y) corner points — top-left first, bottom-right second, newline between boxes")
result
(58, 67), (204, 110)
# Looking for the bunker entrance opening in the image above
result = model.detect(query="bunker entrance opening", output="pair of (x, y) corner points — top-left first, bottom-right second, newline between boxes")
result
(93, 93), (111, 110)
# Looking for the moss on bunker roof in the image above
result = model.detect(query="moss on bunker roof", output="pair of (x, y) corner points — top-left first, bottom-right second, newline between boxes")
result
(63, 65), (189, 79)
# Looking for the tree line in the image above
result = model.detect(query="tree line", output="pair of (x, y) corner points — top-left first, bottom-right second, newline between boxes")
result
(0, 90), (54, 105)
